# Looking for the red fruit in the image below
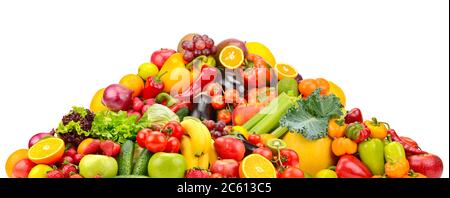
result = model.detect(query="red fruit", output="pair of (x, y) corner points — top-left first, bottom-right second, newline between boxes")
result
(232, 104), (263, 126)
(214, 137), (245, 161)
(12, 159), (35, 178)
(248, 134), (262, 145)
(132, 97), (144, 112)
(136, 128), (151, 148)
(142, 104), (152, 114)
(162, 121), (185, 140)
(145, 132), (167, 153)
(256, 143), (265, 148)
(280, 167), (305, 178)
(73, 154), (84, 165)
(61, 164), (78, 178)
(210, 159), (239, 178)
(209, 173), (223, 178)
(185, 169), (210, 178)
(211, 95), (226, 110)
(217, 109), (232, 124)
(47, 170), (64, 178)
(164, 137), (181, 153)
(151, 48), (176, 69)
(59, 155), (74, 165)
(69, 174), (83, 178)
(407, 154), (444, 178)
(280, 149), (300, 168)
(204, 83), (223, 97)
(65, 147), (77, 158)
(77, 138), (101, 155)
(100, 140), (121, 157)
(253, 147), (273, 160)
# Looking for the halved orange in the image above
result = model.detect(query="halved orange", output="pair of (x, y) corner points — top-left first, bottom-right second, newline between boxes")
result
(239, 154), (277, 178)
(219, 46), (244, 69)
(28, 137), (65, 165)
(275, 63), (298, 80)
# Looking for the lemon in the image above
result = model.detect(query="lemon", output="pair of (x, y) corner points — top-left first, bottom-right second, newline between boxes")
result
(245, 42), (276, 67)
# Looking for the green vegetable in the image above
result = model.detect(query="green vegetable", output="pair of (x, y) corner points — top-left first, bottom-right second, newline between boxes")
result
(138, 104), (179, 128)
(248, 93), (295, 134)
(114, 175), (150, 178)
(278, 77), (299, 97)
(384, 141), (406, 163)
(132, 149), (152, 176)
(280, 89), (343, 140)
(118, 140), (135, 175)
(90, 110), (141, 143)
(358, 138), (385, 175)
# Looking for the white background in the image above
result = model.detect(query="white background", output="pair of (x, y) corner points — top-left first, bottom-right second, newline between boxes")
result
(0, 0), (448, 178)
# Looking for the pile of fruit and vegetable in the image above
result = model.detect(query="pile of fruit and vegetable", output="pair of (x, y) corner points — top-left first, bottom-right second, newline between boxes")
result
(6, 34), (444, 179)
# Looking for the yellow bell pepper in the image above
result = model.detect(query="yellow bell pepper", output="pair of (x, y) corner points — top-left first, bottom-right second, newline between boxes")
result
(364, 117), (388, 139)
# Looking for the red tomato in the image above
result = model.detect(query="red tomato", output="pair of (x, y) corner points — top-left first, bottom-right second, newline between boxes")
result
(145, 132), (167, 153)
(217, 109), (232, 124)
(280, 167), (305, 178)
(214, 137), (245, 161)
(204, 82), (223, 97)
(164, 137), (181, 153)
(211, 95), (226, 110)
(136, 128), (151, 148)
(248, 134), (262, 145)
(253, 147), (273, 160)
(162, 121), (184, 140)
(280, 149), (300, 168)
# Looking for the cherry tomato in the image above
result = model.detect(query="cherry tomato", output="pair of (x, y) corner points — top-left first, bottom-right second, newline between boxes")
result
(164, 137), (181, 153)
(145, 132), (167, 153)
(248, 134), (262, 145)
(204, 82), (223, 97)
(211, 95), (226, 110)
(217, 109), (232, 124)
(253, 147), (273, 160)
(136, 128), (151, 148)
(280, 167), (305, 178)
(280, 149), (300, 168)
(162, 121), (184, 140)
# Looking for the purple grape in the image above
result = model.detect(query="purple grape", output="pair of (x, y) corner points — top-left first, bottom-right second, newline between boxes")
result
(183, 51), (194, 62)
(201, 34), (209, 41)
(201, 49), (210, 55)
(182, 41), (194, 51)
(216, 121), (226, 132)
(192, 34), (201, 42)
(195, 40), (206, 50)
(221, 130), (228, 136)
(194, 50), (202, 56)
(212, 131), (221, 139)
(205, 38), (214, 49)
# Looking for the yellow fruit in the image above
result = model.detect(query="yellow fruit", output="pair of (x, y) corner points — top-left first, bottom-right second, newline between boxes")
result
(198, 153), (209, 169)
(161, 67), (191, 93)
(208, 140), (218, 166)
(246, 42), (276, 67)
(180, 135), (199, 169)
(232, 126), (249, 139)
(159, 53), (185, 78)
(28, 138), (65, 165)
(138, 62), (159, 80)
(239, 154), (277, 178)
(275, 63), (298, 80)
(89, 88), (108, 113)
(5, 149), (28, 178)
(219, 46), (244, 69)
(28, 164), (53, 178)
(283, 132), (335, 176)
(260, 134), (276, 144)
(119, 74), (145, 97)
(328, 81), (346, 107)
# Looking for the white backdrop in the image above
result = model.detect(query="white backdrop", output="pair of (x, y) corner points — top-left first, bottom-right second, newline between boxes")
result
(0, 0), (448, 178)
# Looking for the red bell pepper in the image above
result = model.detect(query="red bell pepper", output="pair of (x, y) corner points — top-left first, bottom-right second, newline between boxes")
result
(177, 65), (218, 101)
(345, 108), (363, 124)
(142, 71), (167, 99)
(336, 155), (373, 178)
(387, 129), (427, 155)
(345, 122), (371, 143)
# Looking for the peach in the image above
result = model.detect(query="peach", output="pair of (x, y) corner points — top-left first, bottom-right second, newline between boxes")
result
(77, 138), (101, 155)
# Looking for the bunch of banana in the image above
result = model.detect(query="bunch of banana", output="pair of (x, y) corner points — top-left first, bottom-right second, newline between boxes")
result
(180, 117), (217, 169)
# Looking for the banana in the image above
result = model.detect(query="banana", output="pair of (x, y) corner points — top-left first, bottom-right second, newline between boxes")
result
(195, 119), (213, 154)
(198, 153), (209, 169)
(181, 119), (207, 156)
(180, 135), (199, 169)
(208, 140), (218, 166)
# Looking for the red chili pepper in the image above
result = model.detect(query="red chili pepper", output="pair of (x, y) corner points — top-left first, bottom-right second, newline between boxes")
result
(178, 65), (218, 101)
(142, 71), (167, 99)
(169, 101), (191, 112)
(336, 155), (372, 178)
(387, 129), (427, 155)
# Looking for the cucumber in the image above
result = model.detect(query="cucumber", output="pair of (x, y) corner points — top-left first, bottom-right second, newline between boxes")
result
(114, 175), (150, 178)
(132, 148), (152, 176)
(118, 140), (135, 175)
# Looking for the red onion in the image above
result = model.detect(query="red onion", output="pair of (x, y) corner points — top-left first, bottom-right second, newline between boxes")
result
(28, 132), (54, 148)
(102, 84), (133, 111)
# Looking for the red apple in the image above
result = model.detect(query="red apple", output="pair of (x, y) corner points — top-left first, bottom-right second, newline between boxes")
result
(210, 159), (239, 178)
(150, 49), (176, 69)
(12, 159), (35, 178)
(407, 154), (443, 178)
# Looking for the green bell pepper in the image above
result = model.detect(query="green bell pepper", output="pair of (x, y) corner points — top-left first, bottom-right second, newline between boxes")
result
(358, 138), (385, 175)
(384, 141), (406, 163)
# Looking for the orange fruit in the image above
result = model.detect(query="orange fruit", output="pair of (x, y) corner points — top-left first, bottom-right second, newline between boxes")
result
(328, 81), (346, 107)
(239, 154), (277, 178)
(219, 46), (244, 69)
(298, 78), (330, 97)
(28, 137), (65, 165)
(275, 63), (298, 80)
(5, 149), (28, 178)
(119, 74), (145, 97)
(90, 88), (108, 113)
(315, 78), (330, 95)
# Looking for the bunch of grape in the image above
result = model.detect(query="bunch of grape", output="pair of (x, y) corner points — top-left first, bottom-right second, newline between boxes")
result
(181, 34), (217, 62)
(202, 120), (228, 139)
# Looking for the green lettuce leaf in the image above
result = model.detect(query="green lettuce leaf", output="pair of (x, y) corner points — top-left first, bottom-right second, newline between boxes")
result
(91, 110), (141, 143)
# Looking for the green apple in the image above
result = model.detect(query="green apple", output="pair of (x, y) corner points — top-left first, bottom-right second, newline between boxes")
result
(148, 152), (186, 178)
(138, 62), (159, 80)
(79, 154), (118, 178)
(28, 164), (53, 178)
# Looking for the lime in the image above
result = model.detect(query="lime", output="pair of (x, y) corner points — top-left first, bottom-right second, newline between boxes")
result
(278, 77), (299, 97)
(138, 62), (159, 80)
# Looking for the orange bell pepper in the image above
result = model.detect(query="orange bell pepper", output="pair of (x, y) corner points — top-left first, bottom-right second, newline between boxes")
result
(328, 118), (347, 138)
(385, 158), (410, 178)
(331, 137), (357, 156)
